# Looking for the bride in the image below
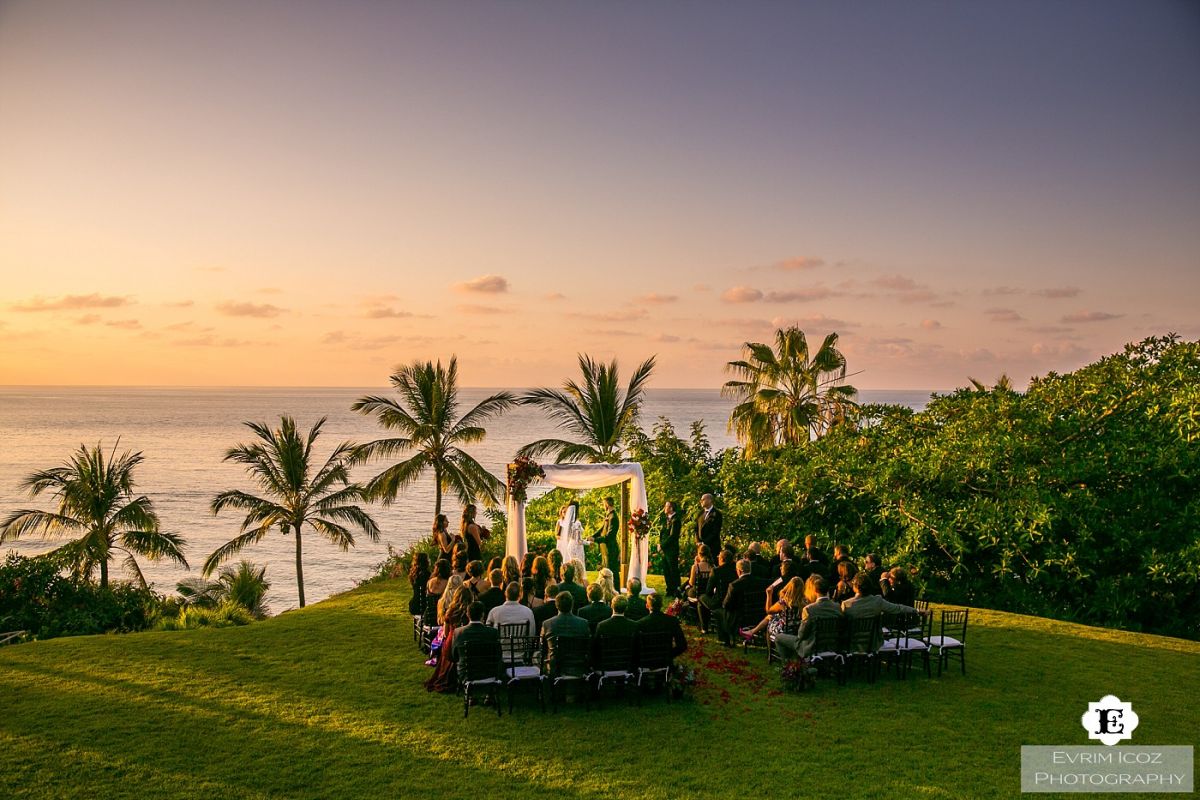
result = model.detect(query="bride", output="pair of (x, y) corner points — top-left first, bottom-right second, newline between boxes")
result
(555, 501), (587, 570)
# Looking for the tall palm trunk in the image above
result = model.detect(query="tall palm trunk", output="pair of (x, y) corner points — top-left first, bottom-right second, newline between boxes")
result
(292, 524), (306, 608)
(99, 558), (108, 590)
(433, 465), (442, 517)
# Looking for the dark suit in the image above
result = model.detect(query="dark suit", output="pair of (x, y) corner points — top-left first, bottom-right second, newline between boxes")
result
(533, 601), (557, 630)
(594, 612), (639, 665)
(697, 561), (737, 633)
(624, 594), (649, 622)
(636, 610), (687, 658)
(748, 554), (771, 581)
(697, 506), (722, 556)
(716, 573), (768, 645)
(657, 511), (683, 596)
(596, 507), (621, 577)
(476, 587), (505, 616)
(541, 610), (591, 642)
(577, 600), (612, 633)
(556, 578), (588, 613)
(451, 620), (501, 664)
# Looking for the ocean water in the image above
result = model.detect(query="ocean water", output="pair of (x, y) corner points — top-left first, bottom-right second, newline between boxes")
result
(0, 387), (933, 609)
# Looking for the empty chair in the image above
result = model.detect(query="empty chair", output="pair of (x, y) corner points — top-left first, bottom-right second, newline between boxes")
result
(879, 611), (930, 679)
(499, 631), (544, 713)
(928, 608), (969, 676)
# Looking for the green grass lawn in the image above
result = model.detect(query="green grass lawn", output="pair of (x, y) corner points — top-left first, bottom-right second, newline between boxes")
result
(2, 576), (1197, 800)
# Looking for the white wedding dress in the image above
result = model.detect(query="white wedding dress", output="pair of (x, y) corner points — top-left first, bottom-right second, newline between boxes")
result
(556, 505), (587, 570)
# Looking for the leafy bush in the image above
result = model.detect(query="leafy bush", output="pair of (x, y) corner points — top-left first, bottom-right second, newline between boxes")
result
(158, 600), (254, 630)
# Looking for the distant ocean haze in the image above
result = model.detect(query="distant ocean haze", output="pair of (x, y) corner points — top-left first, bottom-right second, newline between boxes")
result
(0, 387), (934, 610)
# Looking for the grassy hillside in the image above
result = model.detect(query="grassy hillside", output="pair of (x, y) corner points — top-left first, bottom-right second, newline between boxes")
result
(2, 577), (1197, 799)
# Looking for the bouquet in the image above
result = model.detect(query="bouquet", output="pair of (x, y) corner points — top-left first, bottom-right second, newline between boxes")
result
(627, 507), (650, 541)
(667, 662), (697, 699)
(506, 456), (544, 504)
(780, 657), (817, 692)
(665, 598), (687, 617)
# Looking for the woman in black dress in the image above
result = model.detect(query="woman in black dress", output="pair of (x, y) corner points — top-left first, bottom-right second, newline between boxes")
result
(431, 514), (456, 563)
(407, 552), (431, 614)
(461, 505), (488, 563)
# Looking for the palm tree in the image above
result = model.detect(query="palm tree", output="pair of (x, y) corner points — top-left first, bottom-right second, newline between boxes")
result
(723, 327), (857, 454)
(968, 373), (1015, 392)
(517, 354), (657, 463)
(0, 442), (188, 589)
(204, 416), (378, 608)
(177, 560), (270, 618)
(352, 357), (516, 514)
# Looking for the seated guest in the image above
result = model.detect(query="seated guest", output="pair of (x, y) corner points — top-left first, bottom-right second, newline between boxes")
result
(636, 592), (687, 658)
(842, 572), (918, 650)
(486, 556), (503, 575)
(451, 549), (469, 580)
(804, 534), (828, 565)
(520, 552), (536, 578)
(408, 552), (431, 614)
(541, 592), (591, 671)
(520, 577), (540, 609)
(451, 600), (501, 665)
(567, 558), (588, 588)
(437, 575), (465, 625)
(624, 578), (648, 621)
(594, 595), (638, 664)
(767, 538), (789, 574)
(766, 558), (802, 608)
(687, 544), (714, 599)
(745, 541), (771, 579)
(464, 560), (489, 598)
(786, 575), (842, 659)
(577, 583), (613, 633)
(502, 555), (522, 589)
(426, 558), (451, 599)
(477, 569), (506, 614)
(597, 568), (619, 603)
(486, 581), (537, 640)
(799, 547), (824, 581)
(863, 553), (884, 586)
(697, 547), (737, 634)
(715, 559), (768, 646)
(531, 556), (552, 598)
(829, 544), (852, 581)
(557, 562), (588, 611)
(548, 549), (564, 583)
(831, 559), (858, 604)
(880, 567), (916, 607)
(533, 583), (559, 629)
(425, 584), (472, 692)
(741, 575), (805, 641)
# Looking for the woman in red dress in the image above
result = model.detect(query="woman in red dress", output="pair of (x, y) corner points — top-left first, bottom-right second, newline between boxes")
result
(424, 583), (472, 693)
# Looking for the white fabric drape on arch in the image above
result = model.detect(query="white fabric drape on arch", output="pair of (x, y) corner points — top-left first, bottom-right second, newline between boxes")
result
(506, 462), (650, 586)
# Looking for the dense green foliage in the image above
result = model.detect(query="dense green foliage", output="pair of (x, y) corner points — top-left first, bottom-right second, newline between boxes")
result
(2, 579), (1198, 799)
(712, 335), (1200, 639)
(0, 553), (159, 639)
(176, 561), (271, 619)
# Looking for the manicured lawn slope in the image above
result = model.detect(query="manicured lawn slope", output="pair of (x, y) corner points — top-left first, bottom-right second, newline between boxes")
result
(2, 578), (1197, 800)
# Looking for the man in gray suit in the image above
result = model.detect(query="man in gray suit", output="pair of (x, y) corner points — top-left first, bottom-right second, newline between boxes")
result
(841, 572), (918, 651)
(540, 591), (591, 642)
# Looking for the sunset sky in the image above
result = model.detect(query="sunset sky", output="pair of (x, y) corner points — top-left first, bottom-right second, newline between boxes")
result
(1, 1), (1197, 390)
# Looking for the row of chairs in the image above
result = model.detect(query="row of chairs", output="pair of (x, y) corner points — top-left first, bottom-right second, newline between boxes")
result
(457, 626), (678, 717)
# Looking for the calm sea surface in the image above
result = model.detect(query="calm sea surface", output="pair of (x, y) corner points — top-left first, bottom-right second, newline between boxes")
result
(0, 387), (933, 610)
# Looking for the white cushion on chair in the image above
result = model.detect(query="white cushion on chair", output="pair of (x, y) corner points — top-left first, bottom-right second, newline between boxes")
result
(506, 666), (541, 679)
(927, 635), (962, 648)
(465, 677), (500, 686)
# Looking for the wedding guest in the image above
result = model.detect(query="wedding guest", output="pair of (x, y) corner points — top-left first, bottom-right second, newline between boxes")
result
(502, 555), (522, 589)
(534, 583), (559, 629)
(531, 556), (552, 598)
(461, 504), (488, 563)
(624, 577), (648, 621)
(715, 559), (768, 646)
(766, 558), (802, 608)
(432, 514), (455, 562)
(767, 539), (792, 575)
(829, 544), (852, 584)
(863, 553), (884, 586)
(637, 592), (687, 658)
(567, 558), (588, 591)
(451, 601), (500, 664)
(464, 561), (489, 598)
(739, 576), (804, 641)
(408, 552), (431, 615)
(831, 560), (858, 604)
(451, 550), (469, 580)
(842, 573), (918, 649)
(437, 575), (465, 625)
(697, 547), (737, 634)
(477, 569), (506, 614)
(594, 595), (638, 663)
(486, 556), (503, 575)
(557, 562), (588, 611)
(789, 575), (842, 659)
(657, 500), (683, 596)
(426, 559), (451, 604)
(520, 552), (536, 578)
(804, 534), (828, 565)
(541, 591), (590, 643)
(548, 549), (564, 583)
(486, 581), (537, 639)
(520, 577), (540, 609)
(425, 583), (472, 692)
(596, 568), (619, 603)
(745, 542), (770, 579)
(880, 567), (916, 607)
(687, 544), (714, 600)
(696, 493), (723, 557)
(576, 583), (612, 633)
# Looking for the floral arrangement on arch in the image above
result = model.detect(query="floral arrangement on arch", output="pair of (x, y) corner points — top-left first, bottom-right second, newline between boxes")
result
(627, 507), (650, 541)
(506, 456), (544, 505)
(780, 657), (817, 692)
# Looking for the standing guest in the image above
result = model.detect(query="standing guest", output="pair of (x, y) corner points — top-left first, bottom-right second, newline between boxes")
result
(687, 544), (715, 600)
(715, 559), (768, 646)
(697, 547), (737, 634)
(534, 583), (560, 629)
(657, 500), (683, 597)
(502, 555), (522, 589)
(576, 583), (613, 633)
(786, 576), (842, 659)
(594, 496), (621, 578)
(425, 583), (472, 692)
(451, 601), (500, 664)
(880, 567), (916, 607)
(863, 553), (884, 586)
(636, 592), (688, 658)
(596, 568), (619, 603)
(461, 504), (488, 563)
(548, 549), (565, 584)
(486, 581), (537, 639)
(477, 569), (506, 614)
(520, 552), (536, 578)
(623, 577), (648, 621)
(531, 556), (552, 598)
(432, 514), (455, 562)
(408, 552), (431, 615)
(831, 560), (858, 604)
(696, 493), (723, 557)
(557, 562), (588, 611)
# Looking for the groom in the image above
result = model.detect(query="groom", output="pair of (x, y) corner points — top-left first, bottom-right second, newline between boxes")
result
(595, 496), (621, 579)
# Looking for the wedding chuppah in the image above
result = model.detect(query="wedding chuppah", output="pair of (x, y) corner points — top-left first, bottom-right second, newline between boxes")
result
(505, 460), (651, 590)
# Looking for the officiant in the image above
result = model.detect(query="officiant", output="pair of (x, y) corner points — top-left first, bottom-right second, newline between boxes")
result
(594, 496), (621, 578)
